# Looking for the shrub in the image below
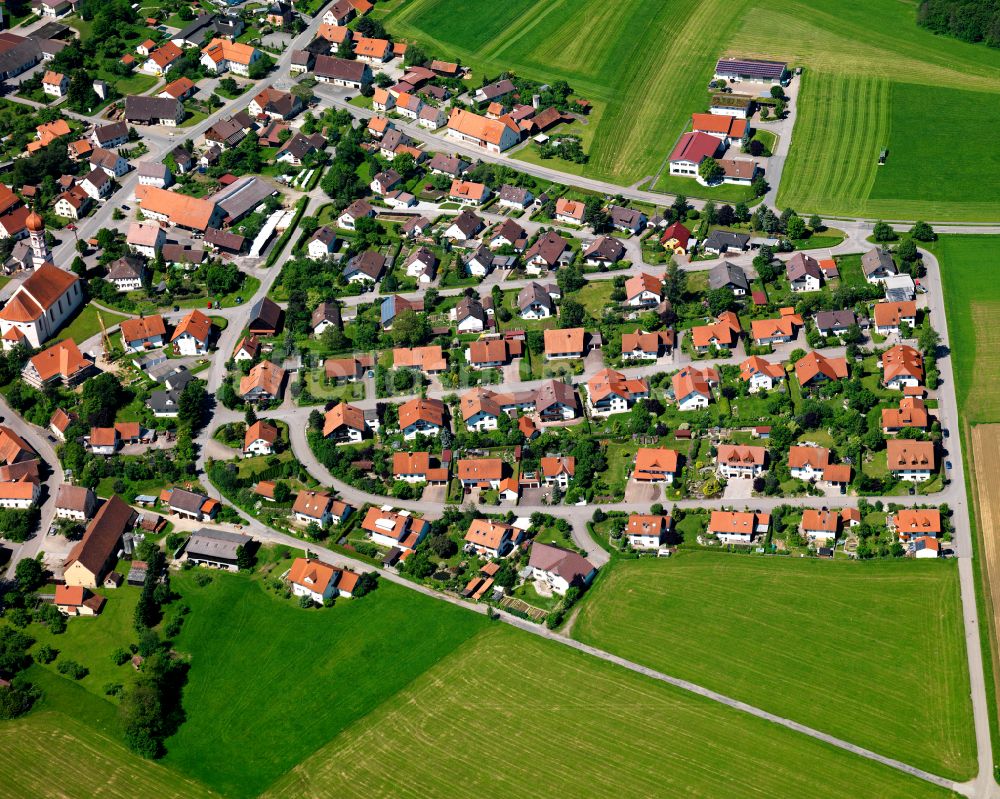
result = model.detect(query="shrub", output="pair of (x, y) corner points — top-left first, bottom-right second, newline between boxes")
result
(57, 659), (89, 680)
(34, 644), (56, 664)
(112, 647), (131, 666)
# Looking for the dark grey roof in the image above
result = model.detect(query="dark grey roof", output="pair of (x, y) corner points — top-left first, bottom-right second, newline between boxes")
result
(708, 260), (749, 292)
(861, 247), (897, 277)
(248, 296), (282, 331)
(314, 55), (369, 83)
(107, 255), (144, 281)
(449, 209), (483, 239)
(93, 121), (128, 145)
(186, 528), (252, 561)
(534, 379), (579, 414)
(702, 230), (750, 251)
(210, 176), (275, 223)
(477, 78), (515, 100)
(124, 95), (182, 124)
(148, 390), (179, 413)
(608, 205), (645, 229)
(498, 184), (529, 204)
(814, 310), (856, 330)
(174, 13), (216, 43)
(168, 487), (208, 514)
(583, 236), (625, 262)
(786, 252), (822, 281)
(518, 281), (553, 311)
(345, 250), (386, 280)
(456, 296), (486, 323)
(310, 226), (337, 246)
(427, 153), (467, 176)
(715, 58), (786, 80)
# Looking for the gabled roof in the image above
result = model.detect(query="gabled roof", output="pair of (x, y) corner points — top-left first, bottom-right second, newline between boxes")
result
(399, 398), (446, 429)
(244, 420), (278, 450)
(887, 439), (935, 470)
(669, 131), (719, 164)
(709, 511), (769, 536)
(447, 108), (519, 145)
(788, 445), (831, 470)
(786, 252), (822, 281)
(322, 402), (366, 436)
(64, 495), (136, 576)
(0, 263), (78, 324)
(170, 309), (211, 343)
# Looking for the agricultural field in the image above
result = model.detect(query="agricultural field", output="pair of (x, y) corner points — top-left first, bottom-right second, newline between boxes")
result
(382, 0), (751, 184)
(160, 571), (487, 798)
(382, 0), (1000, 220)
(729, 0), (1000, 221)
(0, 669), (219, 798)
(264, 624), (953, 799)
(937, 235), (1000, 424)
(937, 234), (1000, 762)
(572, 551), (976, 779)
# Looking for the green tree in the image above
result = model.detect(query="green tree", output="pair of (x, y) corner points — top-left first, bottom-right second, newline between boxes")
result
(14, 556), (44, 594)
(873, 221), (898, 242)
(558, 298), (585, 328)
(786, 215), (806, 240)
(698, 157), (723, 184)
(910, 220), (936, 241)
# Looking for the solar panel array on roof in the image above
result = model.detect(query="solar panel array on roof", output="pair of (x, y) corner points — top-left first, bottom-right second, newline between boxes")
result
(715, 58), (786, 80)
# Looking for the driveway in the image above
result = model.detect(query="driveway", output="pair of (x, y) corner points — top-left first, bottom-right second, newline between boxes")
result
(723, 475), (755, 501)
(623, 479), (661, 503)
(520, 486), (552, 506)
(421, 484), (447, 503)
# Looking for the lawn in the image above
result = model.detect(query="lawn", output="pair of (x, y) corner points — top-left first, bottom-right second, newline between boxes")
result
(652, 172), (756, 202)
(936, 235), (1000, 424)
(264, 624), (954, 799)
(60, 304), (129, 346)
(574, 279), (614, 318)
(572, 551), (976, 780)
(160, 570), (487, 797)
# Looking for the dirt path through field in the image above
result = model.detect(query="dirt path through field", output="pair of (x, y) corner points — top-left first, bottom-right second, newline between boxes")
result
(970, 425), (1000, 715)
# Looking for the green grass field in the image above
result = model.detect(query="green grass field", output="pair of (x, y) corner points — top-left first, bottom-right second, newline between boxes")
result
(936, 235), (1000, 423)
(160, 572), (487, 797)
(60, 304), (129, 346)
(572, 551), (976, 779)
(264, 625), (953, 799)
(0, 668), (219, 798)
(382, 0), (1000, 220)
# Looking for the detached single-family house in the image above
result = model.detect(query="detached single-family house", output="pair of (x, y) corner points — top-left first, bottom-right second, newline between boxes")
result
(527, 543), (596, 595)
(873, 301), (917, 336)
(625, 514), (671, 550)
(786, 252), (823, 292)
(170, 309), (212, 355)
(716, 444), (766, 479)
(672, 365), (718, 410)
(740, 355), (784, 392)
(862, 248), (898, 283)
(881, 344), (924, 389)
(632, 447), (681, 483)
(708, 510), (770, 545)
(887, 439), (935, 482)
(708, 261), (750, 295)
